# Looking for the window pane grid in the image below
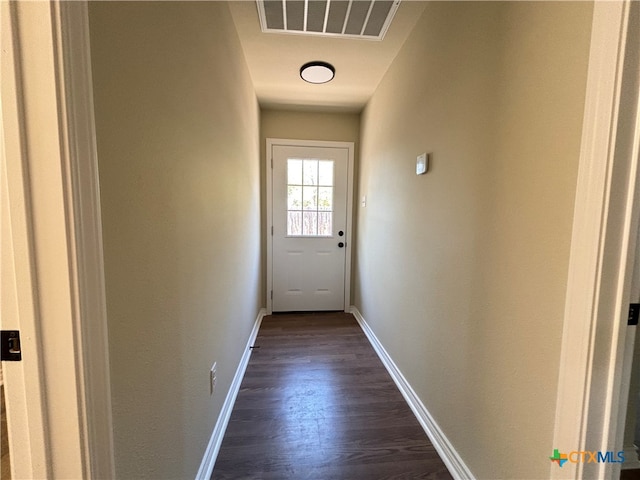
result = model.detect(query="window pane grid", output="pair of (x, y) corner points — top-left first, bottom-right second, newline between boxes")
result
(287, 158), (334, 237)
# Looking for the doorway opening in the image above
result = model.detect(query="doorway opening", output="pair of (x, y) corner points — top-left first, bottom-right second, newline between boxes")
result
(266, 139), (354, 314)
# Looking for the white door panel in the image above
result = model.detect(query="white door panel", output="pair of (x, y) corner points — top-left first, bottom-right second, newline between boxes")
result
(272, 144), (349, 311)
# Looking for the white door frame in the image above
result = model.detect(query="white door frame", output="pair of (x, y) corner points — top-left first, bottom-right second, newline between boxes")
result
(1, 1), (114, 478)
(552, 1), (640, 478)
(266, 138), (354, 314)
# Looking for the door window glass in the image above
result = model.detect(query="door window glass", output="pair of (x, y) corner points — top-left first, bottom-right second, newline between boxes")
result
(287, 159), (334, 236)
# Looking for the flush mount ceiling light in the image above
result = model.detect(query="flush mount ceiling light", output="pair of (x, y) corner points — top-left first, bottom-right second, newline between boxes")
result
(300, 61), (335, 84)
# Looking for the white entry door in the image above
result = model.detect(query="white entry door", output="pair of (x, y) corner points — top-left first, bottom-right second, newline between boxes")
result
(270, 142), (351, 312)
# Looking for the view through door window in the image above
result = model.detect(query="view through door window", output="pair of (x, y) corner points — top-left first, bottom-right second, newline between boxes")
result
(287, 158), (334, 236)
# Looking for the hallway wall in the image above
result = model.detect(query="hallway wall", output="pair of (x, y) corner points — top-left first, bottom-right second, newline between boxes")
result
(355, 2), (593, 478)
(260, 110), (361, 305)
(89, 2), (261, 478)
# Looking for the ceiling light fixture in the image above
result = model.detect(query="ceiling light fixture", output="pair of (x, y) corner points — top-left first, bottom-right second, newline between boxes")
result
(300, 61), (335, 84)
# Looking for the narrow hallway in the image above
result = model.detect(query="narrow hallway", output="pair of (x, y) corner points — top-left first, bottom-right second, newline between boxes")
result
(212, 312), (452, 479)
(4, 0), (610, 477)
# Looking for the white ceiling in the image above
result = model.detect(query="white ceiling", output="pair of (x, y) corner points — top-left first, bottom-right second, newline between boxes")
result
(228, 1), (427, 112)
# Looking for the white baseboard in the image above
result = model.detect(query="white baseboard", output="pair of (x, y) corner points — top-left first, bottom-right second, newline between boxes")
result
(349, 306), (475, 480)
(195, 308), (266, 480)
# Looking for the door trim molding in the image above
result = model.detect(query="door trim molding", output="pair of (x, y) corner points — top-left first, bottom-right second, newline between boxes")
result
(552, 1), (639, 478)
(2, 1), (114, 477)
(266, 138), (355, 314)
(53, 3), (116, 477)
(1, 3), (50, 476)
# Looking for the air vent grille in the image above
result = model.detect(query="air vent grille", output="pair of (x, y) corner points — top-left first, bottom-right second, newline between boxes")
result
(257, 0), (400, 41)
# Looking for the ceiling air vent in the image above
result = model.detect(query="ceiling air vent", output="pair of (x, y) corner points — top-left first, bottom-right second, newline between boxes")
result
(256, 0), (401, 41)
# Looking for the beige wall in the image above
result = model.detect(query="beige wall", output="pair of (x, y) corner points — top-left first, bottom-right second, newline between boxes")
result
(89, 2), (261, 478)
(260, 110), (360, 304)
(356, 2), (592, 478)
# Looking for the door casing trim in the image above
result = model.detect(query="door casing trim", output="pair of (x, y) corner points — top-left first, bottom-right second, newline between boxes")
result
(551, 1), (640, 478)
(2, 1), (114, 478)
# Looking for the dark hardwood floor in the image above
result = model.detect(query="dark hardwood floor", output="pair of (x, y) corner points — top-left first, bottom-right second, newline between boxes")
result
(622, 469), (640, 480)
(212, 312), (453, 480)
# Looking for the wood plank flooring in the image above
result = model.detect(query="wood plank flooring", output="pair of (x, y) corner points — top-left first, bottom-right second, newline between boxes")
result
(621, 469), (640, 480)
(212, 312), (453, 480)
